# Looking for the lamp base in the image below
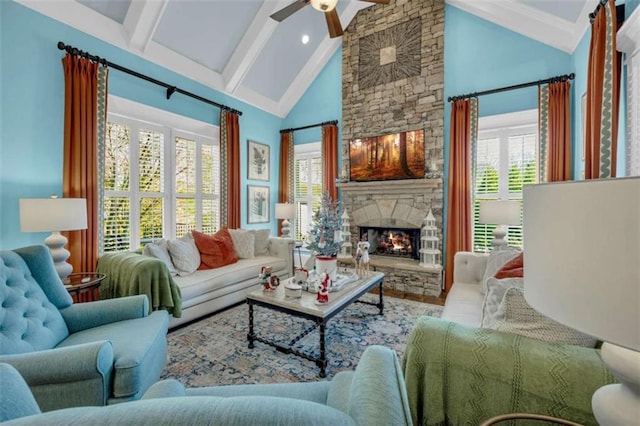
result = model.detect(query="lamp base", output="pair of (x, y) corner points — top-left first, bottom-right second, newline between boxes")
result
(592, 343), (640, 425)
(280, 219), (292, 239)
(491, 225), (508, 249)
(44, 231), (73, 281)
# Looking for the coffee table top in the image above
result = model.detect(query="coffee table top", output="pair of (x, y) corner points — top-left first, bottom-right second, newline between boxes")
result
(247, 270), (384, 318)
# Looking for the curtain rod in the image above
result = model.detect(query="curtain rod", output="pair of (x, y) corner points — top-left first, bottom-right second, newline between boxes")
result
(57, 41), (243, 116)
(589, 1), (625, 23)
(280, 120), (338, 134)
(447, 73), (575, 103)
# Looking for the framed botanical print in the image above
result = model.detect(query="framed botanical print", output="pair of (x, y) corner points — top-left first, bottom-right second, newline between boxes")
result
(247, 185), (270, 224)
(247, 140), (270, 181)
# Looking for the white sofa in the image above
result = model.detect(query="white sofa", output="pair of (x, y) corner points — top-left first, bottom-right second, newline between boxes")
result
(440, 251), (488, 326)
(98, 237), (294, 328)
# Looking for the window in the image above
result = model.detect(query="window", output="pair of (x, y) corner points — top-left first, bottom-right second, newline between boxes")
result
(473, 110), (538, 251)
(293, 142), (323, 241)
(102, 96), (219, 253)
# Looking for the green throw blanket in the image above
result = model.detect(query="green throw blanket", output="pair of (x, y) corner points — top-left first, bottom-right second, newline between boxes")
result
(97, 251), (182, 317)
(402, 316), (615, 426)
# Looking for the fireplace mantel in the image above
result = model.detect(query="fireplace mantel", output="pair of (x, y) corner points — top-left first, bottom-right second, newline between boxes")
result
(337, 178), (442, 195)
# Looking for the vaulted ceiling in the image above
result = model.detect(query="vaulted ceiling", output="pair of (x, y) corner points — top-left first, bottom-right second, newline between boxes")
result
(17, 0), (598, 118)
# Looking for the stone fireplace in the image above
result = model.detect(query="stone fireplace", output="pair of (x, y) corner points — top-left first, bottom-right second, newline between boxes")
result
(337, 179), (443, 297)
(337, 0), (445, 296)
(338, 0), (445, 297)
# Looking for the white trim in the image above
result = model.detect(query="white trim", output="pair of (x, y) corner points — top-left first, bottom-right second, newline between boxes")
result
(478, 109), (538, 132)
(618, 5), (640, 176)
(445, 0), (598, 54)
(294, 141), (322, 155)
(123, 0), (167, 54)
(108, 95), (217, 138)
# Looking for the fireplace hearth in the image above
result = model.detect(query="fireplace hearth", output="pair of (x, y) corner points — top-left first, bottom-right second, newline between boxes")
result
(359, 226), (420, 260)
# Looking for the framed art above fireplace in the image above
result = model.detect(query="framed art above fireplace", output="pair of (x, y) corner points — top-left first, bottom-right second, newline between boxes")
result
(349, 129), (424, 182)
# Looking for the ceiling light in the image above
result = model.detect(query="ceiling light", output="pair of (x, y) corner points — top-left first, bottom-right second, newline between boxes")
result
(310, 0), (338, 12)
(302, 34), (310, 44)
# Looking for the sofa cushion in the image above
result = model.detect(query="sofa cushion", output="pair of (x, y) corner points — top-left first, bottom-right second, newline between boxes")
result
(489, 287), (597, 348)
(228, 229), (255, 259)
(143, 240), (177, 276)
(193, 229), (239, 270)
(481, 248), (521, 294)
(494, 252), (524, 279)
(174, 256), (287, 302)
(0, 252), (70, 354)
(167, 238), (200, 276)
(56, 311), (169, 399)
(481, 277), (524, 328)
(441, 282), (484, 327)
(251, 229), (271, 256)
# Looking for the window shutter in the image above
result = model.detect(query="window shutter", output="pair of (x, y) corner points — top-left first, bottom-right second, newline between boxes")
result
(103, 197), (130, 252)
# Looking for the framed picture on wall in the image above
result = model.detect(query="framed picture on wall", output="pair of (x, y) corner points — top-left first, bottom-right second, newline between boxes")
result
(247, 140), (270, 181)
(247, 185), (270, 224)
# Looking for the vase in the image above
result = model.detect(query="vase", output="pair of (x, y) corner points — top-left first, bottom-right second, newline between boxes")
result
(315, 256), (337, 282)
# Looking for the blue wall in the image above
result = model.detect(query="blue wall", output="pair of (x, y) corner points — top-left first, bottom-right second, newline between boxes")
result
(443, 4), (572, 255)
(0, 1), (284, 249)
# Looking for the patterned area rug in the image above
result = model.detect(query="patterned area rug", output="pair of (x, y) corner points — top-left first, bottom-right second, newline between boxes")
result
(161, 295), (442, 386)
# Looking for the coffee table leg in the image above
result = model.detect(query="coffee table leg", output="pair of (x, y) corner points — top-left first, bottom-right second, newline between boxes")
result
(377, 280), (384, 315)
(318, 319), (327, 378)
(247, 303), (255, 349)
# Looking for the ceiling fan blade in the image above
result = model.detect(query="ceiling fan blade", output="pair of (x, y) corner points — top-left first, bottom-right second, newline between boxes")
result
(325, 9), (344, 38)
(270, 0), (309, 22)
(360, 0), (390, 4)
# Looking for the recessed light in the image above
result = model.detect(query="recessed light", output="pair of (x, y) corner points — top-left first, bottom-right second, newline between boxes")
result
(302, 34), (310, 44)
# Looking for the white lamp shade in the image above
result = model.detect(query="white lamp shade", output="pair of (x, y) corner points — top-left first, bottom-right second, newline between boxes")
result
(275, 203), (296, 220)
(20, 198), (88, 232)
(310, 0), (338, 12)
(523, 178), (640, 351)
(478, 200), (521, 226)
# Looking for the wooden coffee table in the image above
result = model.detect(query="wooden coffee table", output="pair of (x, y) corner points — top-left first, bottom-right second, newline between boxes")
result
(246, 270), (385, 377)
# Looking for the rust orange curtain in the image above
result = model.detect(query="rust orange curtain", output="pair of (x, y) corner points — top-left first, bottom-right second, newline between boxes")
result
(585, 0), (620, 179)
(445, 100), (473, 292)
(322, 124), (338, 201)
(278, 132), (293, 234)
(62, 53), (102, 272)
(546, 81), (572, 182)
(224, 111), (241, 229)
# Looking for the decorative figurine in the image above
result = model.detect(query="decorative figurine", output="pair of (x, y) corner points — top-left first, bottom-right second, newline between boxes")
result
(316, 271), (330, 304)
(355, 239), (370, 277)
(259, 266), (279, 291)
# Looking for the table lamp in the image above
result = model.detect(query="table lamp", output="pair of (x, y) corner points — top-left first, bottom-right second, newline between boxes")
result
(19, 196), (88, 281)
(478, 200), (521, 249)
(523, 177), (640, 425)
(275, 202), (296, 238)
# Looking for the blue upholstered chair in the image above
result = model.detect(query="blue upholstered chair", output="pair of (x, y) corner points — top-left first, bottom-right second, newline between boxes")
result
(1, 345), (412, 425)
(0, 245), (169, 411)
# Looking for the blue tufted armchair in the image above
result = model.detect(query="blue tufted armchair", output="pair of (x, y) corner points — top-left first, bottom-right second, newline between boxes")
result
(0, 245), (169, 411)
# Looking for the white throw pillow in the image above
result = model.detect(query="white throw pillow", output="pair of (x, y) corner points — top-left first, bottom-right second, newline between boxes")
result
(228, 229), (255, 259)
(167, 238), (200, 276)
(490, 287), (597, 348)
(480, 248), (521, 294)
(142, 240), (178, 276)
(481, 277), (524, 328)
(251, 229), (270, 256)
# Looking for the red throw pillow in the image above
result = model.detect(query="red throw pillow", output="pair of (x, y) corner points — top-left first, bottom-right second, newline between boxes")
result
(192, 228), (239, 270)
(494, 252), (524, 279)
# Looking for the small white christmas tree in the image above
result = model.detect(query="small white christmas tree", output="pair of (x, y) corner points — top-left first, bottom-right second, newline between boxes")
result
(306, 192), (343, 257)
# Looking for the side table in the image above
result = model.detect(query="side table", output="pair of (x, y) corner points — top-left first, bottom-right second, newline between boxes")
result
(64, 273), (106, 303)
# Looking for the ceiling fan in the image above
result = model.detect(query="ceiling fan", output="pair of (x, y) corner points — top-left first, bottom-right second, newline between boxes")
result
(270, 0), (390, 39)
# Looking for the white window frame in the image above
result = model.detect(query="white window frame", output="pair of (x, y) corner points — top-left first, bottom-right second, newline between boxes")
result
(293, 141), (322, 242)
(104, 95), (219, 252)
(474, 109), (538, 251)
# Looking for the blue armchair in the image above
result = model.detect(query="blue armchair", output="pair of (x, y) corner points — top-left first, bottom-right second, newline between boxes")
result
(0, 245), (169, 411)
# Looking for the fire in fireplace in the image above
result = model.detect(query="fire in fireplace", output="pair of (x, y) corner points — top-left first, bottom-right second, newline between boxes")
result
(359, 226), (420, 260)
